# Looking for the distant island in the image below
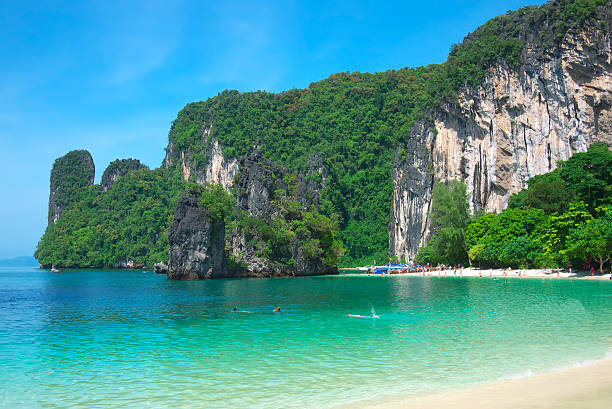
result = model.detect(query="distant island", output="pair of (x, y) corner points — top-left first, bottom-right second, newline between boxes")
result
(34, 0), (611, 278)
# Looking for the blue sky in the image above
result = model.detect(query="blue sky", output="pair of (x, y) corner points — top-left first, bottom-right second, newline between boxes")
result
(0, 0), (544, 258)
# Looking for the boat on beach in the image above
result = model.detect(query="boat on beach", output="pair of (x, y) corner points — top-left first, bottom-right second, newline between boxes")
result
(367, 264), (410, 274)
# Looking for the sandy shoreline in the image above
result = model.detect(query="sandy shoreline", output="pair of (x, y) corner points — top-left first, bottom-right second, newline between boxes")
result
(343, 267), (612, 280)
(346, 357), (612, 409)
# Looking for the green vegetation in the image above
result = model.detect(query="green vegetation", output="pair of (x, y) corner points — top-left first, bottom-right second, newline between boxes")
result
(420, 143), (611, 271)
(35, 168), (185, 268)
(190, 183), (235, 221)
(101, 159), (148, 189)
(565, 207), (612, 271)
(48, 150), (94, 221)
(415, 181), (471, 266)
(230, 180), (345, 269)
(166, 0), (608, 265)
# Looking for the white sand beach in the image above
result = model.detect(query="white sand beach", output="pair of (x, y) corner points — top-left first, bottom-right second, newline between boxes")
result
(346, 267), (612, 280)
(349, 358), (612, 409)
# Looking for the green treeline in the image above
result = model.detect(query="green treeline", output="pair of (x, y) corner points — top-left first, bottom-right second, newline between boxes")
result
(167, 0), (608, 266)
(35, 168), (185, 268)
(417, 143), (612, 271)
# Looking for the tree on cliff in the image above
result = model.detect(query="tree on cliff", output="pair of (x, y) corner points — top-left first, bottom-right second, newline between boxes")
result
(192, 183), (234, 221)
(416, 180), (471, 265)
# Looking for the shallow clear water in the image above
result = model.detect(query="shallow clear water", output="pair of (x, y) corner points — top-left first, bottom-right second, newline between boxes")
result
(1, 268), (611, 408)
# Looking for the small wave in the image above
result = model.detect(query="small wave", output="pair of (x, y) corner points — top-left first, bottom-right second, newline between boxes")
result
(499, 349), (612, 381)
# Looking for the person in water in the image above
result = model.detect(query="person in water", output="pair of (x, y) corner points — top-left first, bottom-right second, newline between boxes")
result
(274, 306), (281, 312)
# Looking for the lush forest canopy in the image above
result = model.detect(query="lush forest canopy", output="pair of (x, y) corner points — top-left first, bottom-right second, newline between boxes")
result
(166, 0), (609, 266)
(35, 0), (610, 268)
(100, 159), (148, 190)
(48, 150), (94, 221)
(417, 143), (612, 271)
(36, 168), (185, 268)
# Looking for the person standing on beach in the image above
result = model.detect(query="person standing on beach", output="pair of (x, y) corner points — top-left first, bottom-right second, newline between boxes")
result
(591, 266), (595, 276)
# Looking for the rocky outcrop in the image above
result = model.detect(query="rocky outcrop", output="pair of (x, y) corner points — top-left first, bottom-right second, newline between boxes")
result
(203, 139), (239, 190)
(165, 133), (239, 191)
(101, 159), (148, 191)
(48, 150), (95, 224)
(233, 152), (318, 220)
(114, 260), (145, 269)
(228, 152), (336, 277)
(390, 15), (612, 261)
(166, 150), (336, 279)
(167, 193), (228, 280)
(153, 262), (168, 274)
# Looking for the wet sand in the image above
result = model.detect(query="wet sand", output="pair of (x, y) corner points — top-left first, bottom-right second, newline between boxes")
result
(349, 358), (612, 409)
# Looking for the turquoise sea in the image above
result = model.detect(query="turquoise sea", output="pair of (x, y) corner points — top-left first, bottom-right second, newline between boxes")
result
(1, 268), (611, 408)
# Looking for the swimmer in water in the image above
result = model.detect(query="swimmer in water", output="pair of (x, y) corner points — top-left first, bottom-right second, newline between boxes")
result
(273, 306), (281, 312)
(232, 307), (251, 313)
(348, 313), (379, 319)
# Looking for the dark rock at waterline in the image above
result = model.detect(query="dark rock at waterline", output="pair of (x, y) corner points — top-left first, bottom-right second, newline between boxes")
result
(167, 193), (228, 280)
(153, 262), (168, 274)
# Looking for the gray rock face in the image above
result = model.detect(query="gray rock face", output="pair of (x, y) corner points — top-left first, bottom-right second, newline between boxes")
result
(100, 159), (148, 191)
(390, 17), (612, 261)
(166, 151), (336, 279)
(165, 135), (239, 191)
(153, 262), (168, 274)
(229, 152), (336, 277)
(233, 152), (318, 219)
(167, 193), (227, 280)
(48, 150), (95, 224)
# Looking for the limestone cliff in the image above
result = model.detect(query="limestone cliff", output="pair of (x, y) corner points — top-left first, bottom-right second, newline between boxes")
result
(229, 152), (336, 277)
(167, 192), (228, 279)
(48, 150), (95, 224)
(164, 133), (238, 191)
(390, 7), (612, 261)
(166, 152), (337, 279)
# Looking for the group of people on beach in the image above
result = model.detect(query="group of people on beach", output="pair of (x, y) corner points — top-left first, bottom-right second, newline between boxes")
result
(361, 263), (611, 279)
